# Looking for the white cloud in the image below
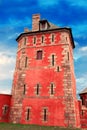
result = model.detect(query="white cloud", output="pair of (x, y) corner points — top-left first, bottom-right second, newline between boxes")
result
(0, 88), (11, 94)
(76, 73), (87, 93)
(0, 49), (16, 80)
(79, 46), (87, 52)
(74, 42), (87, 61)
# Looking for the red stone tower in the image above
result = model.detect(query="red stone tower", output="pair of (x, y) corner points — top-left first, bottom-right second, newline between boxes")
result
(10, 14), (80, 127)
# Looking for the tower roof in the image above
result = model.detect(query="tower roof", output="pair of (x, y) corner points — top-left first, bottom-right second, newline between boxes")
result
(16, 14), (75, 49)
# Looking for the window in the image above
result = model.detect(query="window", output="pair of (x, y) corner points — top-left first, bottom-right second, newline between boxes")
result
(26, 108), (30, 120)
(52, 34), (54, 42)
(57, 66), (60, 72)
(33, 37), (36, 44)
(81, 97), (84, 105)
(25, 57), (28, 68)
(67, 52), (69, 61)
(52, 54), (55, 66)
(36, 84), (40, 95)
(24, 37), (27, 45)
(41, 22), (46, 30)
(41, 36), (44, 43)
(50, 83), (54, 95)
(43, 108), (47, 121)
(37, 50), (42, 60)
(81, 110), (84, 116)
(23, 84), (26, 95)
(3, 105), (8, 115)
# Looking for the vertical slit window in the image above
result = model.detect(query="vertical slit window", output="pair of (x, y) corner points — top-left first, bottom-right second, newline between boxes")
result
(33, 37), (36, 44)
(67, 52), (69, 61)
(42, 36), (44, 43)
(36, 84), (40, 95)
(37, 50), (42, 60)
(26, 108), (30, 120)
(43, 108), (47, 121)
(25, 57), (28, 68)
(52, 55), (55, 66)
(57, 66), (60, 72)
(50, 83), (54, 95)
(52, 34), (54, 42)
(23, 84), (26, 95)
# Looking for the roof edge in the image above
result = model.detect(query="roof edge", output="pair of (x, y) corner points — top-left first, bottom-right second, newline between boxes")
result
(16, 27), (75, 49)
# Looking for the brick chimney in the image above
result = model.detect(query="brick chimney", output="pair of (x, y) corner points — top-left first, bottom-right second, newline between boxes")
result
(32, 14), (40, 31)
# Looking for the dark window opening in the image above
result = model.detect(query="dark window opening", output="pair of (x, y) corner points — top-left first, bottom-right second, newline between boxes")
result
(3, 105), (8, 115)
(42, 36), (44, 43)
(86, 101), (87, 107)
(66, 37), (67, 41)
(81, 110), (84, 116)
(25, 57), (28, 67)
(37, 50), (42, 60)
(24, 37), (27, 45)
(50, 83), (54, 95)
(41, 22), (46, 30)
(52, 55), (55, 66)
(57, 66), (60, 72)
(43, 108), (47, 121)
(36, 84), (40, 95)
(81, 97), (84, 105)
(26, 108), (30, 120)
(33, 37), (36, 44)
(52, 34), (54, 42)
(67, 52), (69, 61)
(23, 84), (26, 95)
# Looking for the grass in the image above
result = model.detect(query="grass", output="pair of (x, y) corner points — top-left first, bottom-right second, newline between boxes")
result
(0, 123), (81, 130)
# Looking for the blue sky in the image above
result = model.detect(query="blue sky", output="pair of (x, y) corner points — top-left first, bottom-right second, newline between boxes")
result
(0, 0), (87, 94)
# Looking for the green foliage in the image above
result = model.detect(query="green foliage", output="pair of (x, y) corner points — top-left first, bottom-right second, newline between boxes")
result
(0, 123), (81, 130)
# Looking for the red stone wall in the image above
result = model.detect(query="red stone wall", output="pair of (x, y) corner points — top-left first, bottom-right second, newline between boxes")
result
(10, 29), (80, 128)
(79, 94), (87, 128)
(0, 94), (11, 122)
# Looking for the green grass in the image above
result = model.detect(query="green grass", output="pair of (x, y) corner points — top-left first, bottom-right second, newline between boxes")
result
(0, 123), (81, 130)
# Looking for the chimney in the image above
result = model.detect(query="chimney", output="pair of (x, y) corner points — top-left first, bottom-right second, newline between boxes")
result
(32, 14), (40, 31)
(24, 27), (29, 32)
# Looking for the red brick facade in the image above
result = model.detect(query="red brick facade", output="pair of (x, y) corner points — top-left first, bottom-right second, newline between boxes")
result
(0, 14), (86, 128)
(79, 90), (87, 128)
(0, 94), (11, 122)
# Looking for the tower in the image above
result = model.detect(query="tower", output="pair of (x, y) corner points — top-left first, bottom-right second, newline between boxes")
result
(10, 14), (80, 127)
